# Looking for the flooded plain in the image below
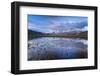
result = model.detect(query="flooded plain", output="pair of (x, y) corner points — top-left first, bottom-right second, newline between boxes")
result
(28, 37), (88, 60)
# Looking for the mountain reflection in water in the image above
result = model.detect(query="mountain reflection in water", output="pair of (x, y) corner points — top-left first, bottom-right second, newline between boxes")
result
(28, 37), (88, 60)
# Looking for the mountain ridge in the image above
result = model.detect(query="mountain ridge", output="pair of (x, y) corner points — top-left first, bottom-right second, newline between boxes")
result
(28, 30), (87, 40)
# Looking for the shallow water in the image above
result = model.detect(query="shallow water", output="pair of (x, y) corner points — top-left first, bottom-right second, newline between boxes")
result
(28, 37), (88, 60)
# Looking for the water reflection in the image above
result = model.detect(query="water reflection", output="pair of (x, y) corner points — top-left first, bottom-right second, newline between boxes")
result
(28, 37), (88, 60)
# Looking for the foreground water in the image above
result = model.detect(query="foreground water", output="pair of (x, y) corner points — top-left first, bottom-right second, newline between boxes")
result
(28, 37), (88, 60)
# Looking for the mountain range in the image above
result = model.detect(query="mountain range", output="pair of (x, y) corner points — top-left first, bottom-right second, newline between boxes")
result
(28, 30), (87, 40)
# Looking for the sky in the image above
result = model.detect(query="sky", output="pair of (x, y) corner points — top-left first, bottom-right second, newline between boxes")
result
(28, 15), (88, 33)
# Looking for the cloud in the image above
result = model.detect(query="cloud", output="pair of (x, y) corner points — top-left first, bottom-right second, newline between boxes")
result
(28, 15), (88, 33)
(80, 26), (88, 31)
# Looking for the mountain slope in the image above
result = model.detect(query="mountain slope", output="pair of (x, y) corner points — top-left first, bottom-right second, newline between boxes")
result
(28, 30), (87, 40)
(28, 30), (43, 40)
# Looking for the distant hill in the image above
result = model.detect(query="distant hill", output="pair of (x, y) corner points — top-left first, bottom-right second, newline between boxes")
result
(46, 31), (88, 39)
(28, 30), (44, 40)
(28, 30), (43, 35)
(28, 30), (88, 40)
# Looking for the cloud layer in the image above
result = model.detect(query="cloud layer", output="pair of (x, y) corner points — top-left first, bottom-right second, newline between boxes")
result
(28, 15), (88, 33)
